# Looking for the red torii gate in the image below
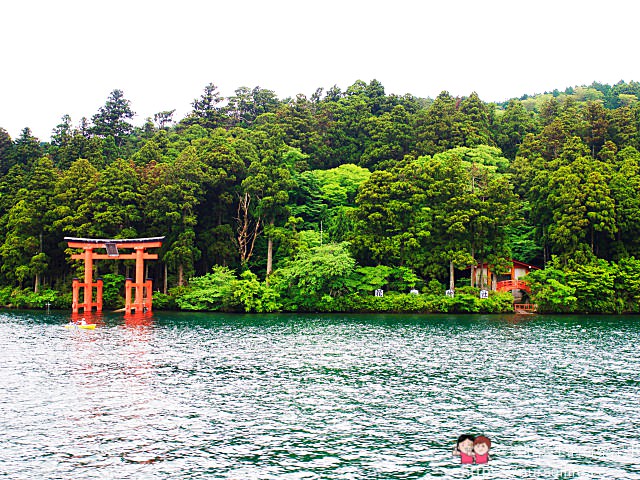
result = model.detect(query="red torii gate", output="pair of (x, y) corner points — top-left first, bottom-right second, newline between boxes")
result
(65, 237), (164, 314)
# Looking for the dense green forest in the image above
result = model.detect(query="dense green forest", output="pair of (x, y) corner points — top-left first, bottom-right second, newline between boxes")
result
(2, 79), (640, 314)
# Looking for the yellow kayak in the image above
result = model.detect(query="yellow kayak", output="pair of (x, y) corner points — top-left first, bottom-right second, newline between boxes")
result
(64, 324), (96, 330)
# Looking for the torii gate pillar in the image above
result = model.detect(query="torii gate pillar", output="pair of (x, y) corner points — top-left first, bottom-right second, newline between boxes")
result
(65, 237), (164, 314)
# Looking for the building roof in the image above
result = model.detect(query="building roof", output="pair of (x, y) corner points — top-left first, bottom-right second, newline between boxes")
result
(471, 259), (540, 270)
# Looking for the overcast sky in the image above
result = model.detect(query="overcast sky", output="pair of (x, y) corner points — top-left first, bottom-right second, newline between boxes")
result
(2, 0), (638, 141)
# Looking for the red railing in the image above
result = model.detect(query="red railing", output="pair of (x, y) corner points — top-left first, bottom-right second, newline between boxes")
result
(497, 279), (531, 293)
(514, 303), (537, 312)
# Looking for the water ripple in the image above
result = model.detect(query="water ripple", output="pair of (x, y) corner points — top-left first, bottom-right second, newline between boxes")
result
(1, 312), (639, 478)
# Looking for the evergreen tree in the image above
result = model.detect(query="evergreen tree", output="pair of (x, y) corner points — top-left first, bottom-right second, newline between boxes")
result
(0, 127), (15, 175)
(14, 127), (42, 169)
(186, 83), (227, 129)
(91, 89), (135, 147)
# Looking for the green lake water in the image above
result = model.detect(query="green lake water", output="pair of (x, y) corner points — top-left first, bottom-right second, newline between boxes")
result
(1, 310), (639, 479)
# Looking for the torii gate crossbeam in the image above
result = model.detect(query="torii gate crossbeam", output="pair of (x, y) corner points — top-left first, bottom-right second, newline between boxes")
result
(65, 237), (164, 314)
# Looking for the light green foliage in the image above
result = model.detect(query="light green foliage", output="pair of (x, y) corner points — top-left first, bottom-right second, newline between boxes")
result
(324, 289), (514, 314)
(524, 257), (640, 313)
(175, 265), (237, 311)
(524, 263), (577, 313)
(0, 287), (58, 309)
(565, 259), (617, 313)
(614, 257), (640, 311)
(271, 242), (356, 310)
(426, 279), (444, 295)
(572, 86), (605, 102)
(290, 164), (370, 246)
(437, 145), (510, 173)
(387, 266), (422, 291)
(313, 164), (371, 205)
(232, 270), (281, 313)
(173, 267), (280, 313)
(350, 265), (394, 293)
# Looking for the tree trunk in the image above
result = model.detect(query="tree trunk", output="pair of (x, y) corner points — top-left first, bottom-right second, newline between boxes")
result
(543, 224), (548, 266)
(449, 260), (455, 291)
(35, 232), (42, 293)
(470, 248), (476, 288)
(178, 264), (184, 287)
(266, 219), (274, 276)
(164, 263), (168, 294)
(236, 192), (261, 267)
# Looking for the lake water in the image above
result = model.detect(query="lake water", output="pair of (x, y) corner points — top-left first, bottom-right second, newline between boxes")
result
(1, 310), (639, 479)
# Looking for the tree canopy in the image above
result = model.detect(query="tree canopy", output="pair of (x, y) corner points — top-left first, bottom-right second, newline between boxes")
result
(2, 79), (640, 313)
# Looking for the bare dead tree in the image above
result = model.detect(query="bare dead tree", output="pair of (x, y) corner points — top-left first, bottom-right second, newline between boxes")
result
(236, 192), (261, 266)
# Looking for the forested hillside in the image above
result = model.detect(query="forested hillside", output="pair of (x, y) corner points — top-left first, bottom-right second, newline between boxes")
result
(2, 79), (640, 313)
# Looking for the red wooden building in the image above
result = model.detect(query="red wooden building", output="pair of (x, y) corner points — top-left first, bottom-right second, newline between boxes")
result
(471, 259), (539, 297)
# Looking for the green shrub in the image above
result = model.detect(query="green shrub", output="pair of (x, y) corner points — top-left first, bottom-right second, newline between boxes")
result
(2, 288), (59, 309)
(100, 273), (125, 309)
(151, 292), (175, 310)
(175, 266), (238, 311)
(232, 270), (281, 313)
(0, 286), (13, 306)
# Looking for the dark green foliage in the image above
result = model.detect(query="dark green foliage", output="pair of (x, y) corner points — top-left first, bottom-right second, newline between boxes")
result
(3, 79), (640, 314)
(0, 127), (16, 174)
(90, 89), (135, 147)
(99, 273), (125, 309)
(493, 100), (538, 159)
(14, 128), (42, 169)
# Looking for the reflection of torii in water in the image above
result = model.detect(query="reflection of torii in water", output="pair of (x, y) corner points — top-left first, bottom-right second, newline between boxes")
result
(65, 237), (164, 314)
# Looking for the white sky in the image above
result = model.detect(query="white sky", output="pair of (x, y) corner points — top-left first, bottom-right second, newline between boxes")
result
(1, 0), (638, 141)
